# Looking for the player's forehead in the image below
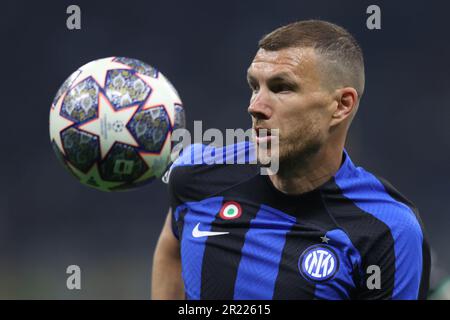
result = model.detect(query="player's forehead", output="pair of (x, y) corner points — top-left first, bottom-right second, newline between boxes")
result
(247, 47), (316, 81)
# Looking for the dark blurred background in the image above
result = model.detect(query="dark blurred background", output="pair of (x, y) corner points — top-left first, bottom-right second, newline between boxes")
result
(0, 0), (449, 299)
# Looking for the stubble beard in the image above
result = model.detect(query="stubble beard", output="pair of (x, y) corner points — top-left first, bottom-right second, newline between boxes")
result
(276, 123), (325, 178)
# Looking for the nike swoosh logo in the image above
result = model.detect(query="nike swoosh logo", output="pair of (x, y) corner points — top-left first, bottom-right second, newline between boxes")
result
(192, 223), (229, 238)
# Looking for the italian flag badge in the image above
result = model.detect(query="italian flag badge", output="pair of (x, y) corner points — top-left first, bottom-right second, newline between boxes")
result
(219, 201), (242, 220)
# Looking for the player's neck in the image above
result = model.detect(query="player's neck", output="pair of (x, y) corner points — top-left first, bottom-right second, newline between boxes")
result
(268, 145), (344, 195)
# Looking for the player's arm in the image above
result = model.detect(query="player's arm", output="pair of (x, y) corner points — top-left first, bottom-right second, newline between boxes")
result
(151, 208), (184, 300)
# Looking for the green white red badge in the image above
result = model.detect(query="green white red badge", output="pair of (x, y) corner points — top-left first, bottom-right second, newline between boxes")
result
(219, 201), (242, 220)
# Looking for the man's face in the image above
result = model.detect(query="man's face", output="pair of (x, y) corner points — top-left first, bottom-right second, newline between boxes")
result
(247, 47), (337, 166)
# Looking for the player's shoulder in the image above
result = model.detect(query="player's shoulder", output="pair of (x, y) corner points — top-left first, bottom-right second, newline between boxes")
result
(166, 142), (259, 199)
(331, 151), (424, 239)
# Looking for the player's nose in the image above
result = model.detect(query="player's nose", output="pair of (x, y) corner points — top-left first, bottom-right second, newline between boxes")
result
(248, 90), (272, 120)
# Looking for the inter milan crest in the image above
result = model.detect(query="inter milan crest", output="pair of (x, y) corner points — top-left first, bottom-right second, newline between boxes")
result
(298, 245), (339, 282)
(219, 201), (242, 220)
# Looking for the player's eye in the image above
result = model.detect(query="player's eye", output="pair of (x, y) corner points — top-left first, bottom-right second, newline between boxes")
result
(249, 82), (259, 93)
(270, 83), (293, 93)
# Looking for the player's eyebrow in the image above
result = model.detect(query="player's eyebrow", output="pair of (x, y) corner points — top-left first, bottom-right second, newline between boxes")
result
(247, 73), (257, 87)
(247, 71), (299, 88)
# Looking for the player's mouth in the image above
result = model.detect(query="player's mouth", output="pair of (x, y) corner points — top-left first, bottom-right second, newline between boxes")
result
(254, 127), (273, 145)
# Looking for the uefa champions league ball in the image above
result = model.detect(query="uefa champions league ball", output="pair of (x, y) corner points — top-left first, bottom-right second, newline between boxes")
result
(49, 57), (185, 191)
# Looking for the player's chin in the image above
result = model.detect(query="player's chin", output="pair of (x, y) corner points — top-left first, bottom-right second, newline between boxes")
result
(256, 143), (280, 166)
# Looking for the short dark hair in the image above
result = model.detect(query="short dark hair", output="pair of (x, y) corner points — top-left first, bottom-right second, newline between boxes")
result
(258, 20), (365, 97)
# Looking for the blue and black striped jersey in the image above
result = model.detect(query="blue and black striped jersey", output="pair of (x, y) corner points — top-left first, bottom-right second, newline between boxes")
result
(167, 142), (430, 300)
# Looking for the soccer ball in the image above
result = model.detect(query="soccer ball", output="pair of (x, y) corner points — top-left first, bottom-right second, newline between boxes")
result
(49, 57), (185, 191)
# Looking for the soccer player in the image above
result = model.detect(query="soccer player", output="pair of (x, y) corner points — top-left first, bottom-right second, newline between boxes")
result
(151, 20), (430, 300)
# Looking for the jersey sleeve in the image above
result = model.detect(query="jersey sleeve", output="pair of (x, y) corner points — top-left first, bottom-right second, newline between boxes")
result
(165, 143), (203, 240)
(167, 163), (182, 240)
(356, 212), (430, 300)
(170, 208), (180, 240)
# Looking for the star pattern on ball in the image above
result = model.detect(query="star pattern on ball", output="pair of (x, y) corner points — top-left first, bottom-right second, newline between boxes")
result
(159, 73), (182, 104)
(136, 133), (172, 183)
(67, 163), (122, 190)
(71, 57), (131, 88)
(137, 74), (178, 127)
(79, 92), (139, 159)
(49, 93), (74, 155)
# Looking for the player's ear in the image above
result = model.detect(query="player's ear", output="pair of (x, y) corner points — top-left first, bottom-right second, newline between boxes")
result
(330, 87), (358, 127)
